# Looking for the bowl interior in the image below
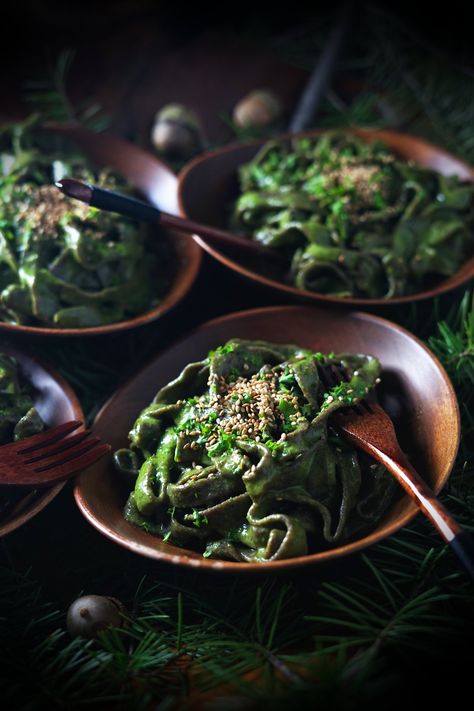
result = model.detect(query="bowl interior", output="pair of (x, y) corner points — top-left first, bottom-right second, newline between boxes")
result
(0, 123), (201, 337)
(0, 343), (84, 536)
(178, 128), (474, 306)
(74, 305), (460, 571)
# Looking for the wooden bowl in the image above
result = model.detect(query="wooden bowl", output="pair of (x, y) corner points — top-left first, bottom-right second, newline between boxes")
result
(0, 123), (201, 337)
(178, 128), (474, 306)
(0, 343), (84, 536)
(74, 304), (460, 571)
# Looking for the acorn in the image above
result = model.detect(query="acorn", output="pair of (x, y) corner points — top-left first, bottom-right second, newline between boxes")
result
(151, 103), (203, 159)
(66, 594), (126, 639)
(232, 89), (282, 129)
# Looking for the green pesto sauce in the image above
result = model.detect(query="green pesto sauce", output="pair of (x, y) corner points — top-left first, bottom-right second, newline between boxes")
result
(114, 339), (398, 563)
(0, 352), (45, 519)
(0, 117), (172, 328)
(230, 132), (474, 299)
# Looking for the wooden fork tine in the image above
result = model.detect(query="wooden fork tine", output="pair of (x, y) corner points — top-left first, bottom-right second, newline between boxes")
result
(318, 364), (338, 389)
(332, 363), (350, 382)
(22, 430), (92, 465)
(319, 362), (352, 388)
(32, 436), (104, 473)
(320, 363), (370, 415)
(15, 443), (111, 487)
(14, 420), (83, 454)
(36, 443), (111, 479)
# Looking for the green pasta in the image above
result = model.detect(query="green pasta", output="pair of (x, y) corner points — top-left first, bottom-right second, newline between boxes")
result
(114, 339), (397, 562)
(0, 353), (45, 519)
(0, 118), (171, 328)
(230, 132), (474, 298)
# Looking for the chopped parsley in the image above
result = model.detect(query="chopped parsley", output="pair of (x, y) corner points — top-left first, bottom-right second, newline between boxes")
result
(192, 509), (208, 528)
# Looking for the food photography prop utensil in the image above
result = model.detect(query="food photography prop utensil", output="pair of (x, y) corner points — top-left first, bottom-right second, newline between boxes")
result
(0, 343), (85, 536)
(0, 420), (110, 488)
(177, 126), (474, 308)
(0, 123), (201, 338)
(288, 0), (353, 132)
(319, 363), (474, 579)
(73, 304), (460, 572)
(55, 178), (286, 262)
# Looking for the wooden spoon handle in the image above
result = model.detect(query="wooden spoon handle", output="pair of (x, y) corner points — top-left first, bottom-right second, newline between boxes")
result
(57, 179), (286, 262)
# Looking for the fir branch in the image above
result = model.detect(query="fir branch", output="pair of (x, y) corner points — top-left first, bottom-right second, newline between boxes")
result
(23, 47), (110, 131)
(2, 8), (474, 709)
(428, 291), (474, 398)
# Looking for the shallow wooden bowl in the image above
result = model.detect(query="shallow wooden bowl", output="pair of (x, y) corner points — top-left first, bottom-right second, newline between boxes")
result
(0, 123), (201, 338)
(74, 304), (460, 571)
(0, 343), (84, 536)
(178, 128), (474, 306)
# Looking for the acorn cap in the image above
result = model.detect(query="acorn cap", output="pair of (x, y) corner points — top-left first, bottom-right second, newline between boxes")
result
(154, 103), (202, 132)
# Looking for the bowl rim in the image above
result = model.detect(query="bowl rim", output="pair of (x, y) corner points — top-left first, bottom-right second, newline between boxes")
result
(74, 303), (461, 571)
(0, 343), (84, 536)
(0, 124), (202, 337)
(177, 126), (474, 307)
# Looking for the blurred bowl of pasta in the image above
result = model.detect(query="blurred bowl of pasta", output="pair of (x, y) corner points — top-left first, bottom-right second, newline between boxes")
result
(177, 127), (474, 307)
(0, 120), (201, 338)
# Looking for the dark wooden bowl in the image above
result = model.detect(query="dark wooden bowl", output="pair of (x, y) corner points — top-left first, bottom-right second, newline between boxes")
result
(0, 343), (84, 536)
(74, 304), (460, 572)
(0, 123), (201, 337)
(178, 128), (474, 306)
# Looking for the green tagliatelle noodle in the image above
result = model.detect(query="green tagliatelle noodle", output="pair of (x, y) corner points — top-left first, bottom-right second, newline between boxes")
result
(0, 118), (170, 328)
(0, 353), (45, 519)
(114, 339), (398, 562)
(229, 132), (474, 298)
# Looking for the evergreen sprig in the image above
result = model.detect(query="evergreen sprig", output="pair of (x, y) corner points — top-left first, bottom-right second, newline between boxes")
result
(23, 48), (110, 131)
(2, 6), (474, 709)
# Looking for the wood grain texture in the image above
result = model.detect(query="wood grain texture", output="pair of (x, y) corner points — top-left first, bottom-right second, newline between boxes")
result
(0, 344), (84, 536)
(333, 402), (462, 542)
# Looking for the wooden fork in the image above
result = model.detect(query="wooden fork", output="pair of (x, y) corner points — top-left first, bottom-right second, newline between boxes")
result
(320, 364), (474, 580)
(0, 420), (110, 487)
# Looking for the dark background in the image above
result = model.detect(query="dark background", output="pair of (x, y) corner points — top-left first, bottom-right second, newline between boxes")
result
(1, 1), (473, 708)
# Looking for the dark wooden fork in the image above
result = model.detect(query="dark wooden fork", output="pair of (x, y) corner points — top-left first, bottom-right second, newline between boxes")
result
(320, 364), (474, 580)
(0, 420), (110, 487)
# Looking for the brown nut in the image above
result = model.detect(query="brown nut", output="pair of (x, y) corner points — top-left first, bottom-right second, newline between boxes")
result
(232, 89), (282, 129)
